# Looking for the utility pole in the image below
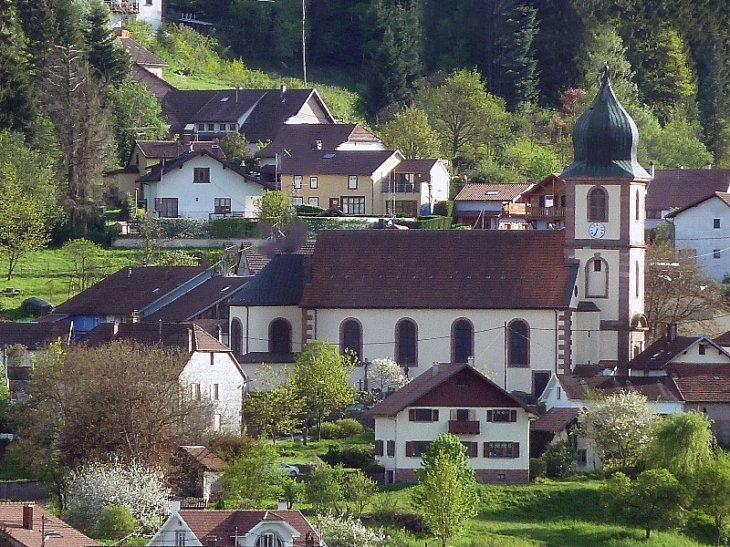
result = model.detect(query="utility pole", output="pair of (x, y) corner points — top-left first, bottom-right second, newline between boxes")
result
(302, 0), (307, 86)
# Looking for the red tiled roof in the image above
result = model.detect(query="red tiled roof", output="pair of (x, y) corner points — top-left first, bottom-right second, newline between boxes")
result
(80, 322), (231, 353)
(119, 37), (167, 67)
(178, 510), (320, 547)
(0, 503), (98, 547)
(667, 364), (730, 402)
(258, 124), (381, 157)
(146, 276), (250, 322)
(180, 446), (225, 471)
(300, 230), (575, 309)
(279, 149), (401, 176)
(626, 335), (727, 371)
(0, 322), (72, 350)
(55, 266), (209, 316)
(530, 407), (579, 432)
(369, 364), (531, 416)
(557, 374), (682, 402)
(135, 140), (225, 161)
(646, 169), (730, 212)
(455, 183), (531, 202)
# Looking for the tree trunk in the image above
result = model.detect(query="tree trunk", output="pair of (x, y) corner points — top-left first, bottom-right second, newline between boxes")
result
(646, 527), (651, 539)
(302, 424), (308, 445)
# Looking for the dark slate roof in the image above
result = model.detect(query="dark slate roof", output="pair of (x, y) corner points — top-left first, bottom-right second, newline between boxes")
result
(665, 192), (730, 218)
(626, 335), (728, 371)
(561, 70), (651, 180)
(132, 64), (176, 101)
(454, 183), (531, 202)
(258, 124), (381, 158)
(146, 276), (250, 322)
(667, 364), (730, 402)
(55, 266), (209, 316)
(394, 159), (440, 173)
(530, 407), (580, 432)
(80, 322), (232, 353)
(279, 149), (400, 176)
(229, 254), (308, 306)
(557, 374), (683, 402)
(300, 230), (576, 309)
(237, 241), (315, 276)
(369, 364), (531, 416)
(134, 140), (225, 161)
(646, 169), (730, 212)
(178, 510), (320, 547)
(0, 322), (73, 349)
(119, 37), (167, 67)
(238, 351), (297, 364)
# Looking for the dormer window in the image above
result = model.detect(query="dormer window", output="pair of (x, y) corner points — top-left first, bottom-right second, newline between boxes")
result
(257, 533), (283, 547)
(699, 343), (706, 355)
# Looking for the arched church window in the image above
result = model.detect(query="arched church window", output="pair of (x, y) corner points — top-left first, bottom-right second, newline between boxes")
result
(230, 318), (243, 356)
(340, 319), (362, 362)
(451, 319), (473, 364)
(588, 187), (608, 222)
(395, 319), (417, 366)
(586, 257), (609, 298)
(269, 318), (292, 354)
(507, 320), (529, 367)
(635, 189), (640, 221)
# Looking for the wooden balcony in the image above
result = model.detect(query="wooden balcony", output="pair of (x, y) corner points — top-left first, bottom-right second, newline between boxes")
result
(448, 420), (480, 435)
(526, 205), (565, 219)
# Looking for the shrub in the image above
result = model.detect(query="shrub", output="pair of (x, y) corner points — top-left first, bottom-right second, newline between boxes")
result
(544, 441), (574, 478)
(418, 216), (452, 230)
(321, 445), (376, 472)
(158, 218), (209, 238)
(530, 458), (547, 480)
(296, 204), (325, 216)
(432, 200), (454, 217)
(209, 218), (259, 238)
(335, 418), (363, 437)
(318, 422), (340, 439)
(95, 505), (138, 540)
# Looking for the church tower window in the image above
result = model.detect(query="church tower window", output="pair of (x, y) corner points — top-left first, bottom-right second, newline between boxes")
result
(588, 187), (608, 222)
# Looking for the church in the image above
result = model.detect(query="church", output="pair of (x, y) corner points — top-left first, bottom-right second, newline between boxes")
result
(228, 70), (650, 398)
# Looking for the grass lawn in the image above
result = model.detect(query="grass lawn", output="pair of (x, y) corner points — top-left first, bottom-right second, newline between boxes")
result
(274, 431), (375, 465)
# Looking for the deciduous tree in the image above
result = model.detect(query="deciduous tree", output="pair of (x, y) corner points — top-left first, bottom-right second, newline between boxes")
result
(306, 463), (346, 515)
(369, 357), (409, 394)
(412, 433), (479, 547)
(376, 106), (442, 159)
(694, 454), (730, 547)
(318, 514), (388, 547)
(223, 442), (283, 509)
(62, 238), (108, 292)
(244, 368), (303, 442)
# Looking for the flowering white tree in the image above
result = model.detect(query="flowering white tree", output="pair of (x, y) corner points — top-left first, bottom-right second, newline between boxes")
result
(578, 390), (658, 473)
(65, 456), (170, 533)
(369, 357), (409, 394)
(318, 514), (389, 547)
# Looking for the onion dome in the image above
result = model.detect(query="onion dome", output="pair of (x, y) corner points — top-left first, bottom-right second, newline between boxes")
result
(561, 67), (650, 179)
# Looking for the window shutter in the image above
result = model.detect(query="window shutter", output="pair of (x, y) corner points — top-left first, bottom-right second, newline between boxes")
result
(469, 409), (476, 421)
(470, 443), (478, 458)
(375, 440), (384, 456)
(513, 442), (520, 458)
(409, 409), (415, 421)
(450, 409), (457, 420)
(154, 198), (162, 212)
(406, 441), (413, 457)
(432, 409), (439, 421)
(483, 442), (490, 457)
(487, 410), (493, 422)
(510, 410), (517, 422)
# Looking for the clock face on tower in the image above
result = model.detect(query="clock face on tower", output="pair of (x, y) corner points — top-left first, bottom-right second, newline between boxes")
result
(589, 222), (605, 239)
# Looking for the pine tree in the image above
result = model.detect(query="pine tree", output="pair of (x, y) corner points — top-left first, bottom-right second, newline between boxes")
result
(0, 0), (33, 132)
(83, 0), (131, 86)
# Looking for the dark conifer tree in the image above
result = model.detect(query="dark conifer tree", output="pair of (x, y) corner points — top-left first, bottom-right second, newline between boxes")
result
(0, 0), (32, 132)
(83, 0), (131, 86)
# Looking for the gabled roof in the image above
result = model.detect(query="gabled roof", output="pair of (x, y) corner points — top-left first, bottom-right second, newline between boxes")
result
(394, 158), (442, 173)
(530, 407), (580, 432)
(626, 335), (729, 371)
(556, 374), (682, 402)
(454, 183), (531, 202)
(519, 174), (564, 197)
(667, 364), (730, 402)
(132, 64), (176, 101)
(119, 36), (167, 67)
(230, 254), (308, 306)
(665, 191), (730, 218)
(80, 322), (232, 354)
(175, 509), (319, 547)
(258, 123), (381, 157)
(0, 502), (98, 547)
(238, 351), (297, 364)
(145, 276), (250, 322)
(279, 149), (401, 176)
(300, 230), (576, 310)
(0, 322), (73, 350)
(646, 169), (730, 212)
(236, 241), (316, 277)
(133, 140), (225, 161)
(370, 364), (532, 416)
(55, 266), (209, 316)
(180, 446), (225, 471)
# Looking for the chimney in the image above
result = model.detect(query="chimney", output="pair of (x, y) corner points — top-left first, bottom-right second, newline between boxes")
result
(216, 324), (222, 343)
(467, 356), (475, 367)
(158, 320), (163, 341)
(236, 86), (241, 104)
(127, 267), (133, 278)
(131, 310), (140, 323)
(22, 504), (33, 530)
(188, 328), (194, 352)
(667, 323), (678, 342)
(181, 131), (192, 146)
(113, 321), (119, 336)
(706, 161), (712, 169)
(311, 140), (322, 150)
(170, 500), (181, 515)
(277, 499), (288, 511)
(280, 84), (287, 97)
(432, 362), (439, 376)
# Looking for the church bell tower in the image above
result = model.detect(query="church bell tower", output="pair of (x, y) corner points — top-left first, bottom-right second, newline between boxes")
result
(561, 68), (651, 371)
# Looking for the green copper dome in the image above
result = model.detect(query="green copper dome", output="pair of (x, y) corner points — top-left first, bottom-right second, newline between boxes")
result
(561, 69), (650, 179)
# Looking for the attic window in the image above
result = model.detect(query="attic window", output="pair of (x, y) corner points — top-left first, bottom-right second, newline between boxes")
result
(220, 286), (231, 293)
(152, 288), (160, 293)
(322, 153), (336, 159)
(220, 96), (229, 102)
(699, 344), (706, 355)
(485, 190), (499, 196)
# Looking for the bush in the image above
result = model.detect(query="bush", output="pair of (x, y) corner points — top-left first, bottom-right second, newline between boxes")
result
(432, 200), (454, 217)
(544, 441), (575, 478)
(320, 445), (376, 472)
(318, 422), (340, 440)
(95, 505), (138, 540)
(209, 218), (259, 238)
(296, 204), (325, 216)
(417, 216), (452, 229)
(335, 418), (363, 437)
(530, 458), (547, 480)
(158, 218), (209, 238)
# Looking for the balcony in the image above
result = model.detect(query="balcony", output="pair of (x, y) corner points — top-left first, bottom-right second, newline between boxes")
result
(526, 205), (565, 219)
(448, 420), (480, 435)
(382, 181), (420, 194)
(105, 0), (139, 13)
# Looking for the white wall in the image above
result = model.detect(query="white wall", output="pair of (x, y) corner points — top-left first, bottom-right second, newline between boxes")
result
(673, 197), (730, 282)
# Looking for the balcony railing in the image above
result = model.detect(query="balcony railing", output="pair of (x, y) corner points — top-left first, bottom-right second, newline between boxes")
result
(526, 205), (566, 219)
(382, 182), (420, 193)
(448, 420), (480, 435)
(105, 0), (139, 13)
(209, 211), (249, 220)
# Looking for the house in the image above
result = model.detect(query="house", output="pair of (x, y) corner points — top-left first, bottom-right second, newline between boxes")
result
(172, 446), (226, 503)
(230, 71), (651, 396)
(369, 363), (533, 483)
(453, 183), (531, 229)
(665, 191), (730, 282)
(138, 149), (273, 219)
(147, 506), (323, 547)
(520, 174), (568, 230)
(645, 167), (730, 229)
(390, 159), (451, 217)
(118, 31), (168, 78)
(81, 322), (247, 433)
(161, 87), (335, 142)
(132, 62), (176, 101)
(0, 502), (98, 547)
(106, 0), (164, 30)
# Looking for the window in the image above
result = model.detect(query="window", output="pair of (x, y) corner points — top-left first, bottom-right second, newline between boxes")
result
(714, 249), (721, 259)
(375, 440), (384, 456)
(409, 408), (439, 422)
(533, 372), (550, 398)
(405, 441), (431, 457)
(342, 196), (366, 214)
(176, 531), (187, 546)
(586, 258), (608, 298)
(292, 197), (303, 206)
(577, 449), (587, 465)
(269, 319), (292, 354)
(484, 441), (520, 458)
(714, 218), (721, 229)
(257, 533), (282, 547)
(294, 175), (303, 189)
(219, 124), (227, 132)
(699, 343), (706, 355)
(488, 409), (517, 423)
(146, 0), (153, 5)
(154, 198), (178, 218)
(197, 123), (205, 132)
(213, 413), (221, 431)
(340, 319), (362, 362)
(593, 260), (602, 272)
(588, 187), (607, 222)
(635, 262), (640, 298)
(635, 190), (640, 221)
(507, 320), (529, 367)
(194, 168), (210, 183)
(456, 409), (470, 421)
(387, 440), (395, 457)
(208, 123), (215, 131)
(308, 197), (319, 207)
(229, 123), (237, 131)
(396, 319), (417, 366)
(214, 198), (231, 214)
(211, 384), (219, 400)
(462, 441), (478, 458)
(310, 176), (318, 189)
(348, 175), (358, 189)
(190, 383), (201, 401)
(231, 318), (242, 356)
(452, 319), (473, 364)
